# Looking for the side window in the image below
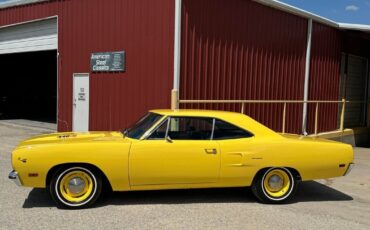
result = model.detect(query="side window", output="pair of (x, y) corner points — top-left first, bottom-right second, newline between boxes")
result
(147, 119), (168, 140)
(168, 117), (213, 140)
(213, 119), (253, 140)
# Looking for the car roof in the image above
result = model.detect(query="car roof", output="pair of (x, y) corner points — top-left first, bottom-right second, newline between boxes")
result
(150, 109), (241, 117)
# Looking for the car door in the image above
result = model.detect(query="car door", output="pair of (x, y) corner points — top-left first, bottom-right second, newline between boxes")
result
(129, 116), (220, 186)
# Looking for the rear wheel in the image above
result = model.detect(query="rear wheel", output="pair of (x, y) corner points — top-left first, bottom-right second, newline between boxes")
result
(252, 167), (297, 203)
(50, 166), (102, 209)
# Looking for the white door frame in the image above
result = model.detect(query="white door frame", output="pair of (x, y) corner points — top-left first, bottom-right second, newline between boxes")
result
(72, 73), (90, 132)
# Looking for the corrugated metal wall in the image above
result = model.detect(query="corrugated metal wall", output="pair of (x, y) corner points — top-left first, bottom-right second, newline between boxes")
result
(180, 0), (307, 133)
(0, 0), (175, 132)
(1, 0), (359, 134)
(307, 22), (342, 133)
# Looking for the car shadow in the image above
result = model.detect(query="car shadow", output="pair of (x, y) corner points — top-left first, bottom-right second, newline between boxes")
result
(294, 181), (353, 202)
(22, 189), (54, 208)
(22, 181), (353, 209)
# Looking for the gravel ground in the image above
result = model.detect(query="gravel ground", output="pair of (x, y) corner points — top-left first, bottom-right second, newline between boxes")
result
(0, 120), (370, 230)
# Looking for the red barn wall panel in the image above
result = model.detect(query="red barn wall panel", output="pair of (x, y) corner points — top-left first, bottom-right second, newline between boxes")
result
(180, 0), (307, 134)
(307, 22), (342, 133)
(0, 0), (175, 132)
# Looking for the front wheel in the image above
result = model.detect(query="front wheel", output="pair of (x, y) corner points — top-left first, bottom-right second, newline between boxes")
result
(50, 166), (102, 209)
(252, 167), (297, 204)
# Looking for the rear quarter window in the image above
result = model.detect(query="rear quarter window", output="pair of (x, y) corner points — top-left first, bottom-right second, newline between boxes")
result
(213, 119), (253, 140)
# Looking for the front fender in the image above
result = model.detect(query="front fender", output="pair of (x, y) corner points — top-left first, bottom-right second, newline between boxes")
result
(12, 141), (131, 191)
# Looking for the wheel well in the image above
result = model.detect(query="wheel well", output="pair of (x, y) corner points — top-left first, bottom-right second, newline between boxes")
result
(253, 167), (302, 184)
(286, 167), (302, 181)
(46, 163), (112, 191)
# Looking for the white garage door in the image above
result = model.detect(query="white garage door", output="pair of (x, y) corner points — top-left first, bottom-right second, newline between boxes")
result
(0, 18), (57, 54)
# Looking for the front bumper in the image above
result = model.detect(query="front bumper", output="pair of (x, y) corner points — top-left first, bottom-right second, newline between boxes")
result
(8, 170), (22, 186)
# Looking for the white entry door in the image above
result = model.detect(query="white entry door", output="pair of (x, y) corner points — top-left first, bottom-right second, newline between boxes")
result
(73, 74), (89, 132)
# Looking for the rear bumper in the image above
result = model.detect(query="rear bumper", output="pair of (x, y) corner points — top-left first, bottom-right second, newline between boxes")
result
(344, 163), (354, 176)
(8, 170), (22, 186)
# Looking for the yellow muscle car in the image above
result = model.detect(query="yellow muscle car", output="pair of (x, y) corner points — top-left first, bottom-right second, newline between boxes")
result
(9, 110), (354, 208)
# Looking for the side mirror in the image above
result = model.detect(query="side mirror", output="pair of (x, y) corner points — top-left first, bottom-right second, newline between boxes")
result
(165, 135), (173, 143)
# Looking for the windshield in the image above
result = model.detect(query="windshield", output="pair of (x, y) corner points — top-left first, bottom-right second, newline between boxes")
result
(123, 113), (163, 139)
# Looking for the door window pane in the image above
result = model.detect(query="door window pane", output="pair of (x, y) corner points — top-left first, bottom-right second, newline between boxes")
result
(168, 117), (213, 140)
(213, 119), (253, 140)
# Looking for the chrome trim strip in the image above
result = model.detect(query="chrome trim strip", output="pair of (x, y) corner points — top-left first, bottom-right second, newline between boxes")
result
(164, 118), (170, 139)
(142, 117), (169, 140)
(210, 118), (215, 140)
(344, 163), (354, 176)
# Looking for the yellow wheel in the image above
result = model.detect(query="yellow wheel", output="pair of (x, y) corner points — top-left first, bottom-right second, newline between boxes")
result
(262, 169), (291, 199)
(252, 167), (297, 203)
(50, 166), (102, 209)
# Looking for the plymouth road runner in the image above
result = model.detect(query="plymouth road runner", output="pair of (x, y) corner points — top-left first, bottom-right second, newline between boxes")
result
(9, 110), (354, 208)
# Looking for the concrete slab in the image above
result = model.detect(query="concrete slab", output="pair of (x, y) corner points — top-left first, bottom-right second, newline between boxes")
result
(0, 119), (56, 131)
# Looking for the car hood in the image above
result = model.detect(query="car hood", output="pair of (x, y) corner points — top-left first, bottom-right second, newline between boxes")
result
(16, 131), (128, 148)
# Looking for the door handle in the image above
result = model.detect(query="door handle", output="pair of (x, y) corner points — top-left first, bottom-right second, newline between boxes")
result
(205, 148), (217, 154)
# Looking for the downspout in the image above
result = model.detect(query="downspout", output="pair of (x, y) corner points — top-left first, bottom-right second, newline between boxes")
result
(171, 0), (182, 110)
(302, 18), (313, 135)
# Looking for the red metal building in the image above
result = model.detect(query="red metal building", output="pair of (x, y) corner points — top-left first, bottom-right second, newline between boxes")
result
(0, 0), (369, 137)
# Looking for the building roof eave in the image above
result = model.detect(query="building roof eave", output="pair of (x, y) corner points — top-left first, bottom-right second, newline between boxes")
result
(254, 0), (338, 27)
(338, 23), (370, 32)
(254, 0), (370, 33)
(0, 0), (49, 10)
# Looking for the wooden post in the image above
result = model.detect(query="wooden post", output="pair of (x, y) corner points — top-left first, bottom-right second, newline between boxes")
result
(314, 102), (319, 135)
(340, 99), (346, 131)
(171, 89), (179, 110)
(282, 102), (287, 134)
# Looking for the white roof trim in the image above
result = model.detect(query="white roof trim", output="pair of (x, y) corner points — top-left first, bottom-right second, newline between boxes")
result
(255, 0), (338, 27)
(0, 0), (49, 9)
(254, 0), (370, 32)
(338, 23), (370, 32)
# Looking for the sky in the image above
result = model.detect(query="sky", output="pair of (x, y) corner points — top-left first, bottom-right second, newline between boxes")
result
(0, 0), (369, 25)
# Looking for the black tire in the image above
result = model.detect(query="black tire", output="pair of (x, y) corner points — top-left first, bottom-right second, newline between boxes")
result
(50, 166), (102, 209)
(251, 167), (297, 204)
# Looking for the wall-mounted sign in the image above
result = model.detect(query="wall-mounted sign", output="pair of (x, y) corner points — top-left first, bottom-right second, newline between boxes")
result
(91, 51), (125, 72)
